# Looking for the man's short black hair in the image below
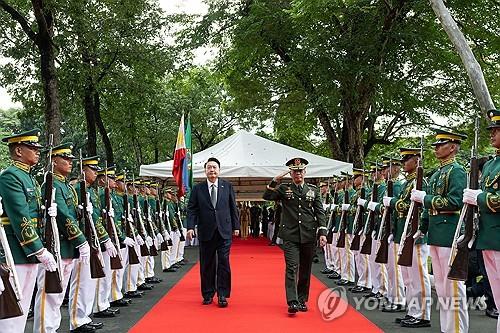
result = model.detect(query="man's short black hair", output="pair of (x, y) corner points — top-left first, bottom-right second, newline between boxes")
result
(204, 157), (220, 168)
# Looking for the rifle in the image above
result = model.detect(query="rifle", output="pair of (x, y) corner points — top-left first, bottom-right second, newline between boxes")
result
(351, 171), (366, 251)
(79, 152), (105, 279)
(360, 177), (379, 255)
(132, 177), (150, 257)
(375, 161), (394, 264)
(162, 198), (174, 246)
(155, 190), (169, 251)
(143, 195), (159, 256)
(326, 181), (338, 244)
(336, 178), (350, 248)
(176, 201), (186, 242)
(0, 197), (23, 319)
(360, 163), (380, 255)
(398, 137), (424, 267)
(448, 118), (480, 281)
(122, 172), (140, 265)
(103, 162), (123, 270)
(42, 134), (63, 293)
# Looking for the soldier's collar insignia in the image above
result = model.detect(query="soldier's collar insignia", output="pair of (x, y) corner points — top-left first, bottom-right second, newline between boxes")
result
(54, 173), (66, 182)
(407, 172), (417, 180)
(440, 158), (455, 168)
(13, 160), (31, 173)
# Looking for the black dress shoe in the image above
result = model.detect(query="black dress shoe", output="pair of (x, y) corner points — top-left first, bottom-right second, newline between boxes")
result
(87, 322), (103, 329)
(93, 309), (116, 318)
(145, 277), (162, 284)
(108, 307), (120, 314)
(298, 301), (308, 312)
(163, 267), (177, 272)
(110, 299), (131, 307)
(337, 279), (354, 286)
(70, 323), (96, 333)
(327, 272), (341, 280)
(218, 296), (228, 308)
(137, 283), (154, 291)
(486, 307), (499, 319)
(321, 268), (334, 274)
(288, 301), (299, 314)
(124, 291), (143, 298)
(202, 298), (213, 305)
(395, 314), (414, 324)
(401, 318), (431, 328)
(382, 303), (405, 313)
(350, 286), (369, 293)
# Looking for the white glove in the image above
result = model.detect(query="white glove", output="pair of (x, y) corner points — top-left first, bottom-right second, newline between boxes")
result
(413, 230), (424, 240)
(463, 189), (482, 206)
(383, 196), (393, 207)
(0, 274), (4, 295)
(136, 235), (145, 246)
(388, 234), (394, 244)
(0, 196), (3, 216)
(357, 198), (367, 207)
(123, 237), (135, 247)
(367, 201), (378, 211)
(146, 236), (154, 247)
(104, 240), (118, 257)
(156, 233), (164, 244)
(341, 204), (350, 211)
(331, 204), (338, 211)
(86, 201), (94, 214)
(371, 230), (376, 239)
(108, 207), (115, 218)
(411, 189), (426, 203)
(456, 234), (465, 243)
(127, 214), (134, 222)
(322, 203), (330, 210)
(137, 206), (142, 214)
(36, 248), (57, 272)
(48, 203), (58, 217)
(162, 231), (171, 241)
(78, 242), (90, 265)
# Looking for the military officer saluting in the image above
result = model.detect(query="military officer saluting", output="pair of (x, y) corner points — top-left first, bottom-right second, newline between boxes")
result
(263, 157), (327, 314)
(0, 129), (58, 333)
(463, 109), (500, 332)
(411, 129), (469, 333)
(33, 142), (90, 333)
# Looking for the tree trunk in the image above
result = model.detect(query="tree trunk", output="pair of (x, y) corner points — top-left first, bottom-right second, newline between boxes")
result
(430, 0), (496, 114)
(83, 79), (97, 156)
(93, 92), (114, 164)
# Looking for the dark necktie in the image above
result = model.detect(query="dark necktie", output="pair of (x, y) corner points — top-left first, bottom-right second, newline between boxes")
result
(298, 185), (303, 192)
(210, 184), (217, 207)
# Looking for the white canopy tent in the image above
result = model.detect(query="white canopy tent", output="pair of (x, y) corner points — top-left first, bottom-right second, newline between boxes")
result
(140, 131), (352, 200)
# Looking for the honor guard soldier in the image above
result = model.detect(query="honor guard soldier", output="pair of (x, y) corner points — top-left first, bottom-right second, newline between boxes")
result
(411, 129), (469, 333)
(33, 142), (90, 333)
(336, 172), (356, 287)
(263, 157), (327, 314)
(351, 168), (372, 293)
(0, 129), (57, 333)
(463, 110), (500, 332)
(319, 181), (335, 275)
(93, 167), (122, 318)
(327, 176), (343, 280)
(384, 148), (431, 327)
(108, 171), (133, 307)
(69, 156), (115, 333)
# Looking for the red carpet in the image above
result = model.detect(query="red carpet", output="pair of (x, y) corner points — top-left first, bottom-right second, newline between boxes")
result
(130, 238), (382, 333)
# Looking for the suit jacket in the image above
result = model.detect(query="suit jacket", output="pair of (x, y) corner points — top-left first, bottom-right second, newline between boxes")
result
(187, 178), (240, 241)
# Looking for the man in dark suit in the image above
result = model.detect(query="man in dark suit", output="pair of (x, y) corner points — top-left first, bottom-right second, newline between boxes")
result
(186, 157), (240, 307)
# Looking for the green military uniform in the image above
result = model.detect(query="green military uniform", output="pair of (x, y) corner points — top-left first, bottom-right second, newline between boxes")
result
(263, 157), (326, 309)
(50, 174), (87, 258)
(415, 129), (468, 333)
(0, 161), (44, 263)
(474, 109), (500, 332)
